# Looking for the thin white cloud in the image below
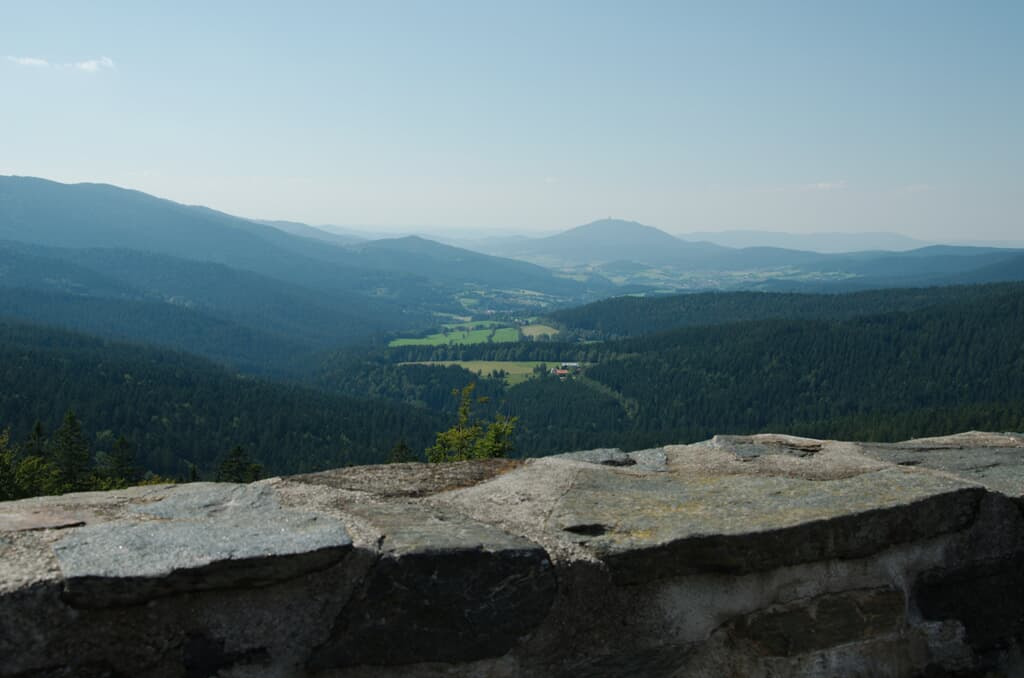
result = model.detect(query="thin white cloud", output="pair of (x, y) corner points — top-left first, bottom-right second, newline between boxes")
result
(6, 55), (115, 72)
(70, 56), (115, 72)
(7, 56), (50, 67)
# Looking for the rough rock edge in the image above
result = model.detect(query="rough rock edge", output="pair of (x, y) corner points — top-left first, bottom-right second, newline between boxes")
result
(2, 431), (1024, 677)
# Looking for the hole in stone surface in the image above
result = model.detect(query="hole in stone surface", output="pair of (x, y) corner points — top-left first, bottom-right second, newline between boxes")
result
(564, 523), (608, 536)
(898, 460), (921, 466)
(782, 443), (822, 457)
(600, 458), (636, 467)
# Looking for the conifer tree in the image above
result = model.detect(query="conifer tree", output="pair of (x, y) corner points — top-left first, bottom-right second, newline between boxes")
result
(387, 439), (416, 463)
(215, 446), (263, 483)
(52, 410), (91, 491)
(24, 420), (48, 460)
(0, 429), (16, 501)
(13, 456), (63, 497)
(103, 435), (138, 486)
(426, 383), (517, 463)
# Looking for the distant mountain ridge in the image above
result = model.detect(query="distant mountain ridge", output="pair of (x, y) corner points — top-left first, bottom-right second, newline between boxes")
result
(0, 175), (593, 305)
(468, 219), (843, 270)
(0, 176), (604, 370)
(2, 176), (1022, 347)
(466, 217), (1023, 289)
(497, 218), (729, 267)
(481, 218), (849, 270)
(678, 229), (934, 253)
(256, 219), (365, 246)
(0, 240), (402, 372)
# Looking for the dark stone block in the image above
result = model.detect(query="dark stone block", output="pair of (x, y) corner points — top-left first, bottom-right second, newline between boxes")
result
(915, 554), (1024, 651)
(310, 546), (557, 667)
(728, 588), (905, 657)
(183, 633), (269, 678)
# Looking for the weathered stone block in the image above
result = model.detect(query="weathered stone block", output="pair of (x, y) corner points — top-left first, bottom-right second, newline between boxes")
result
(915, 554), (1024, 652)
(2, 432), (1024, 676)
(53, 483), (352, 607)
(309, 502), (557, 668)
(728, 588), (906, 657)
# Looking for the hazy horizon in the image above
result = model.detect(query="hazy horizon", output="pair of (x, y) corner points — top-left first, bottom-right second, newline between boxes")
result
(6, 172), (1024, 252)
(3, 2), (1021, 241)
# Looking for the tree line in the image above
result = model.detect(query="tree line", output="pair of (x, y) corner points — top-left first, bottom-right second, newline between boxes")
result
(1, 409), (287, 500)
(0, 411), (147, 500)
(0, 321), (446, 481)
(3, 283), (1023, 503)
(320, 285), (1024, 454)
(545, 282), (1024, 340)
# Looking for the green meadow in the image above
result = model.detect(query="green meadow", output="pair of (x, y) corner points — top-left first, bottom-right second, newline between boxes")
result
(402, 360), (548, 385)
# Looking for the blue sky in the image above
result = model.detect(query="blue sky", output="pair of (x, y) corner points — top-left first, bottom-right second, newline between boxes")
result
(2, 1), (1021, 238)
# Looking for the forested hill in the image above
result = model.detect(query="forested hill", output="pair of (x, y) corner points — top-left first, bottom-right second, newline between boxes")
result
(4, 282), (1021, 484)
(0, 240), (426, 374)
(0, 287), (313, 375)
(367, 285), (1024, 453)
(579, 286), (1024, 446)
(0, 322), (444, 479)
(546, 283), (1024, 339)
(0, 176), (592, 310)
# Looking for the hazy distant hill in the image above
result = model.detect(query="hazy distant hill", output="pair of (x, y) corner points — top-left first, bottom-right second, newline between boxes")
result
(797, 246), (1024, 285)
(472, 217), (1023, 289)
(0, 176), (592, 311)
(349, 236), (592, 296)
(0, 177), (290, 257)
(257, 219), (365, 246)
(495, 219), (724, 267)
(680, 230), (933, 253)
(534, 219), (715, 265)
(485, 218), (831, 270)
(0, 240), (425, 371)
(0, 176), (420, 299)
(3, 176), (1020, 335)
(0, 287), (308, 373)
(942, 253), (1024, 284)
(0, 242), (137, 298)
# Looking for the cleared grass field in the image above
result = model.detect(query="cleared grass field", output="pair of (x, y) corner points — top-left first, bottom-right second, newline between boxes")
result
(390, 333), (455, 347)
(390, 324), (522, 347)
(390, 329), (489, 346)
(402, 360), (548, 385)
(521, 324), (559, 338)
(491, 328), (521, 342)
(443, 320), (502, 330)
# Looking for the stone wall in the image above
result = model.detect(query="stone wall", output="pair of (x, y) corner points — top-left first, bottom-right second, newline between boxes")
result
(2, 431), (1024, 677)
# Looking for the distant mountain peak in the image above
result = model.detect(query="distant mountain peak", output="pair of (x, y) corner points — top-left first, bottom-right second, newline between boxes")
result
(510, 217), (724, 267)
(548, 219), (686, 248)
(564, 218), (675, 238)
